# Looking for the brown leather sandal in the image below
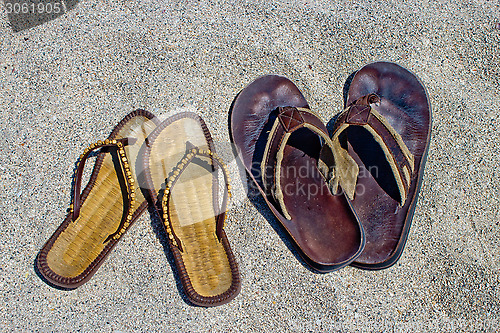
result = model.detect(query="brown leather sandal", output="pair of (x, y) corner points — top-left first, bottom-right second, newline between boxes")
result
(332, 62), (432, 270)
(143, 112), (240, 306)
(231, 75), (365, 272)
(36, 110), (158, 288)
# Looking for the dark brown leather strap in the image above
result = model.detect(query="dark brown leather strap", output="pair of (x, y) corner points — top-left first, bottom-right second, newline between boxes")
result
(261, 107), (331, 190)
(161, 145), (231, 252)
(260, 106), (336, 219)
(332, 93), (415, 204)
(71, 137), (137, 242)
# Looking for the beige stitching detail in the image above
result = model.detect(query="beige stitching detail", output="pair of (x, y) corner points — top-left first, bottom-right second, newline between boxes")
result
(370, 108), (415, 173)
(403, 164), (411, 190)
(362, 124), (407, 205)
(296, 107), (318, 116)
(330, 123), (359, 200)
(260, 118), (281, 189)
(274, 132), (292, 220)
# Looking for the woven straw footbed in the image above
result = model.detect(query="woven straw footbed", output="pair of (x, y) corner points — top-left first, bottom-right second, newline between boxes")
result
(148, 117), (233, 297)
(45, 116), (154, 278)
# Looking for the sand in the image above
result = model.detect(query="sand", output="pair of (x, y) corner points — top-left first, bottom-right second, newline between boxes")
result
(0, 0), (499, 331)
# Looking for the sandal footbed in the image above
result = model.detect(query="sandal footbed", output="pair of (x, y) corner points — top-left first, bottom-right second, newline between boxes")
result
(37, 110), (157, 288)
(231, 75), (364, 271)
(345, 62), (432, 268)
(143, 112), (240, 306)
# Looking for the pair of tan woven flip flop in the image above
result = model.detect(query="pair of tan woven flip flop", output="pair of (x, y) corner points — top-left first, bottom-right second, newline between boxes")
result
(37, 111), (240, 307)
(230, 62), (431, 271)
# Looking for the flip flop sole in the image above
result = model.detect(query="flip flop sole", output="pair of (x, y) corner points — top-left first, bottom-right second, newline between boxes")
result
(37, 110), (157, 288)
(344, 62), (432, 269)
(143, 112), (240, 306)
(231, 75), (364, 272)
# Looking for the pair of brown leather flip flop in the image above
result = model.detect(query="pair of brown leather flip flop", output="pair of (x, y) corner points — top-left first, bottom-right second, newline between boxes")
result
(230, 62), (431, 271)
(37, 111), (240, 307)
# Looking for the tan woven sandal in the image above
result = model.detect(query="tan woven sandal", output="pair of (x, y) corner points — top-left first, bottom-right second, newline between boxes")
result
(36, 110), (158, 288)
(143, 112), (240, 307)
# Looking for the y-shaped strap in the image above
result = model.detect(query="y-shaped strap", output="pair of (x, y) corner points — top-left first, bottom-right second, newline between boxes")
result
(161, 146), (232, 252)
(332, 93), (415, 205)
(70, 137), (137, 242)
(260, 106), (359, 220)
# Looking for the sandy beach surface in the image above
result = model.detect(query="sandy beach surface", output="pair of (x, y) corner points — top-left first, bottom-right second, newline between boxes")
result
(1, 0), (499, 331)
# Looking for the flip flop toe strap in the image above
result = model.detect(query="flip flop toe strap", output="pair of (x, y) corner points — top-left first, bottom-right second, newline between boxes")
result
(260, 107), (358, 220)
(161, 146), (232, 252)
(70, 137), (137, 243)
(332, 93), (415, 205)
